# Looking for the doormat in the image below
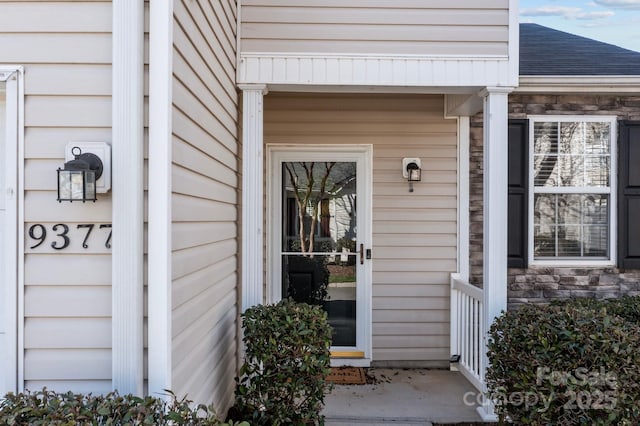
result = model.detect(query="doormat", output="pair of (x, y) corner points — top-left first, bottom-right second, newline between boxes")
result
(326, 367), (366, 385)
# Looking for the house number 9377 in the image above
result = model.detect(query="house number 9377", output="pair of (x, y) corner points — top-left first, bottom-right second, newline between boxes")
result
(28, 223), (112, 250)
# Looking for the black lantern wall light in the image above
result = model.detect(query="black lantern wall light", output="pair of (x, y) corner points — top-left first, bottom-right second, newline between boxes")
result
(57, 142), (111, 202)
(402, 157), (422, 192)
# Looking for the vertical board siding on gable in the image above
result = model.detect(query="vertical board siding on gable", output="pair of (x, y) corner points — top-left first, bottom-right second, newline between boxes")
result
(264, 93), (457, 363)
(171, 0), (239, 411)
(0, 0), (114, 393)
(241, 0), (509, 56)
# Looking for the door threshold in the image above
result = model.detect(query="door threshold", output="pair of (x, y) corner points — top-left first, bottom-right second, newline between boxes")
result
(330, 350), (365, 358)
(330, 351), (371, 368)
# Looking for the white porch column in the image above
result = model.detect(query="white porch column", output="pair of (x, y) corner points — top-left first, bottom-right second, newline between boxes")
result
(479, 87), (511, 419)
(240, 85), (267, 311)
(112, 0), (144, 395)
(481, 87), (510, 325)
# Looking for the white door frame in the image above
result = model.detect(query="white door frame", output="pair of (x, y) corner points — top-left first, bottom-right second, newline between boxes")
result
(0, 66), (23, 395)
(268, 145), (373, 366)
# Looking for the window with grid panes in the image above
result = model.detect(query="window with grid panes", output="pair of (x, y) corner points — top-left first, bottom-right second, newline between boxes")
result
(531, 117), (615, 261)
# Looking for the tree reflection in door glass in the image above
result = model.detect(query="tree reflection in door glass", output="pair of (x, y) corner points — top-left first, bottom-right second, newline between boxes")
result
(282, 161), (357, 347)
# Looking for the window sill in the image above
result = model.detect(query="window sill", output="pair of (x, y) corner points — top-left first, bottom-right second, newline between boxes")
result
(528, 260), (616, 268)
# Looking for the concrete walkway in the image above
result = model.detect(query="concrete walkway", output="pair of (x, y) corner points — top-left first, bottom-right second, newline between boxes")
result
(322, 368), (485, 425)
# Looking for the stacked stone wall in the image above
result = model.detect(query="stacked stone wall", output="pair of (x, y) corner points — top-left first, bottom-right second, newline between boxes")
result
(469, 94), (640, 307)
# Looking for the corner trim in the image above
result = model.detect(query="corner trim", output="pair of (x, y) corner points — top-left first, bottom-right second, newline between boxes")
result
(148, 0), (173, 398)
(112, 0), (145, 395)
(457, 117), (470, 281)
(508, 0), (520, 86)
(241, 87), (267, 311)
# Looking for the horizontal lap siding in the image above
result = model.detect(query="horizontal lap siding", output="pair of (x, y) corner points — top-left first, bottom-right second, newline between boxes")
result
(241, 0), (509, 56)
(265, 93), (457, 363)
(0, 1), (114, 393)
(171, 0), (239, 411)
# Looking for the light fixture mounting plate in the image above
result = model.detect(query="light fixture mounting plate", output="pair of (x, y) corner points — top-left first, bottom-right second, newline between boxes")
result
(65, 142), (111, 193)
(402, 157), (421, 178)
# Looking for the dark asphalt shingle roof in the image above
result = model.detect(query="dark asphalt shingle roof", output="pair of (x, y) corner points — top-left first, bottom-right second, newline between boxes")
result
(520, 23), (640, 76)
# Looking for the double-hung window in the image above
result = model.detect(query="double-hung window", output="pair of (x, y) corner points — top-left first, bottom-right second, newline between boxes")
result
(529, 116), (616, 264)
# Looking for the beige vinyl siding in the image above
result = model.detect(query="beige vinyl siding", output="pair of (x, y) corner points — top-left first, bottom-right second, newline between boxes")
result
(265, 93), (457, 363)
(241, 0), (509, 56)
(171, 0), (239, 411)
(0, 1), (114, 392)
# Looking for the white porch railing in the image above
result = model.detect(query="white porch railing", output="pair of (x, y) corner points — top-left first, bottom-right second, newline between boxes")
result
(450, 273), (485, 393)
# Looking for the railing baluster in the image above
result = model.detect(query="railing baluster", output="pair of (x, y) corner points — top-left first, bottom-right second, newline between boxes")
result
(472, 299), (477, 375)
(450, 274), (485, 393)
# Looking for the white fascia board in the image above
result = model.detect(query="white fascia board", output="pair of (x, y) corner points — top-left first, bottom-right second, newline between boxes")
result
(148, 0), (173, 398)
(516, 76), (640, 94)
(239, 53), (512, 88)
(266, 84), (485, 95)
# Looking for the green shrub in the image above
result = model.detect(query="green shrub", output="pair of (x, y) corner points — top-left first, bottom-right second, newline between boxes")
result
(230, 300), (332, 425)
(0, 388), (246, 425)
(487, 299), (640, 425)
(552, 296), (640, 324)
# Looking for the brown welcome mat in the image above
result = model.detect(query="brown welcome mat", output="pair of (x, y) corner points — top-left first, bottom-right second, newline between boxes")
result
(326, 367), (366, 385)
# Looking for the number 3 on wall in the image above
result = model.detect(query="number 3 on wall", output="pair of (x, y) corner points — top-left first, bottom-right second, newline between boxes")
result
(51, 224), (70, 250)
(27, 223), (113, 250)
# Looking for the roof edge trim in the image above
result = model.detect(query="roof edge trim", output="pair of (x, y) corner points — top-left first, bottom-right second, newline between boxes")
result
(517, 76), (640, 93)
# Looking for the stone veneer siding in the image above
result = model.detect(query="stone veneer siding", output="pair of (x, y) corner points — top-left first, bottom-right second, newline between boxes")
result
(470, 94), (640, 308)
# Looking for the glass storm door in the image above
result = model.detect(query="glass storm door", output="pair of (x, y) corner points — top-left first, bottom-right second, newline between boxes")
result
(271, 147), (372, 361)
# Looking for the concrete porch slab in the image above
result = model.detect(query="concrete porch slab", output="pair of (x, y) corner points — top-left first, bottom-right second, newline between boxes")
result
(322, 368), (484, 425)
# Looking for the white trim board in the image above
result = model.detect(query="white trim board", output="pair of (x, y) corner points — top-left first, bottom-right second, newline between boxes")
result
(457, 117), (470, 281)
(517, 76), (640, 94)
(0, 66), (23, 395)
(508, 0), (520, 87)
(148, 0), (173, 398)
(241, 85), (268, 311)
(111, 0), (145, 395)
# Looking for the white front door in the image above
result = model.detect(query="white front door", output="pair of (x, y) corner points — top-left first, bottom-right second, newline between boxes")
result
(0, 69), (20, 394)
(269, 146), (372, 365)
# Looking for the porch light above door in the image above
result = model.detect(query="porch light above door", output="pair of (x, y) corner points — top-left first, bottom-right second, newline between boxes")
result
(57, 146), (103, 202)
(402, 158), (422, 192)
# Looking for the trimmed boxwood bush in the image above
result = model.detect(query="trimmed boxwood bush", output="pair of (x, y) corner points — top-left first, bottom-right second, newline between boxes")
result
(0, 388), (247, 425)
(552, 296), (640, 324)
(230, 299), (332, 425)
(487, 298), (640, 425)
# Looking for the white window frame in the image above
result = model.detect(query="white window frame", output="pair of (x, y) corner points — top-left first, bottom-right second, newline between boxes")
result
(528, 115), (617, 267)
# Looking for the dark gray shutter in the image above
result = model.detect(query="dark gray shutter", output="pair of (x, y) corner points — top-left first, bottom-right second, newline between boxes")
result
(618, 121), (640, 269)
(508, 119), (529, 268)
